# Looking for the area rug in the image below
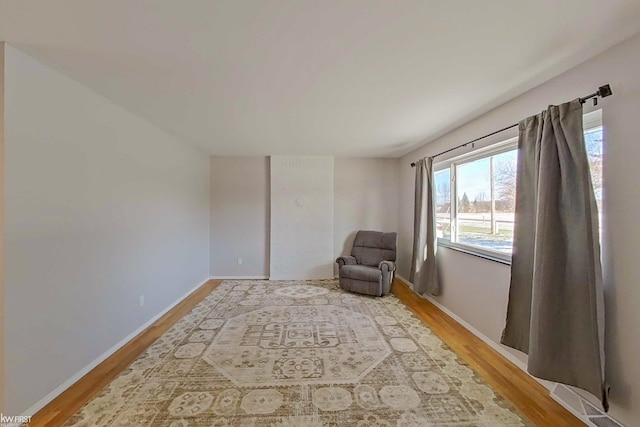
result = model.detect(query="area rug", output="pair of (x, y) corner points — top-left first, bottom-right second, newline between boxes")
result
(65, 280), (531, 426)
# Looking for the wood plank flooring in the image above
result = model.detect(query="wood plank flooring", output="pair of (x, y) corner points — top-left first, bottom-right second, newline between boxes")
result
(28, 279), (222, 427)
(391, 278), (586, 427)
(29, 277), (585, 426)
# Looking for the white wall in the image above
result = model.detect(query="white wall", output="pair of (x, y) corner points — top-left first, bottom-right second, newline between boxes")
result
(334, 158), (400, 275)
(0, 41), (5, 413)
(399, 33), (640, 427)
(210, 156), (269, 278)
(270, 156), (334, 280)
(209, 157), (400, 278)
(3, 45), (210, 414)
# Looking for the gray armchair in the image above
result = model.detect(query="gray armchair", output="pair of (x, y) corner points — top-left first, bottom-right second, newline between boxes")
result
(336, 230), (397, 297)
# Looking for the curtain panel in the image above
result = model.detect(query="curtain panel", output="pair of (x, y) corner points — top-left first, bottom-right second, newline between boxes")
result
(501, 100), (607, 409)
(410, 157), (440, 296)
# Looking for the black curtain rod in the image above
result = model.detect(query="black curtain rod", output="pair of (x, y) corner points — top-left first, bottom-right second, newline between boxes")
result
(410, 84), (613, 167)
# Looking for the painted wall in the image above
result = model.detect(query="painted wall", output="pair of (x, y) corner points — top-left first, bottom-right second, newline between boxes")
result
(270, 156), (334, 280)
(0, 41), (5, 413)
(398, 33), (640, 426)
(209, 156), (270, 278)
(3, 45), (210, 414)
(334, 158), (400, 275)
(209, 157), (400, 278)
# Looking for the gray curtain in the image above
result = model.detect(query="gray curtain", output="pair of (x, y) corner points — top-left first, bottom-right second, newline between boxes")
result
(410, 157), (440, 295)
(501, 100), (607, 409)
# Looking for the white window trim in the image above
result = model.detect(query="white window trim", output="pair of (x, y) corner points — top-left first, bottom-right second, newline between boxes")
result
(435, 139), (517, 263)
(438, 240), (513, 265)
(434, 109), (603, 265)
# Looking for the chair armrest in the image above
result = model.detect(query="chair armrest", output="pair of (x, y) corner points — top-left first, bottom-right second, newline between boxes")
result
(336, 256), (357, 268)
(378, 260), (396, 272)
(379, 261), (396, 294)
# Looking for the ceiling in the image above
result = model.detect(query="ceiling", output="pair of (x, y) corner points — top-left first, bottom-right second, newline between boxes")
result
(1, 1), (640, 157)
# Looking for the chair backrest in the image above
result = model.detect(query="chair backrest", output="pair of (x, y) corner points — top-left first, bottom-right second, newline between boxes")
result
(351, 230), (397, 267)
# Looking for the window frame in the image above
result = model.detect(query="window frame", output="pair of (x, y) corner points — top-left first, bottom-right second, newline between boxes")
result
(434, 138), (518, 264)
(434, 109), (603, 265)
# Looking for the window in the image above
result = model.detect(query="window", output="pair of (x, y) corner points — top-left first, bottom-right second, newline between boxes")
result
(584, 126), (603, 215)
(434, 168), (451, 240)
(435, 110), (603, 263)
(435, 142), (517, 261)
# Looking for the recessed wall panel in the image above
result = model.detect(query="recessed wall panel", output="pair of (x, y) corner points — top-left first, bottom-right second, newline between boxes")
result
(270, 156), (334, 280)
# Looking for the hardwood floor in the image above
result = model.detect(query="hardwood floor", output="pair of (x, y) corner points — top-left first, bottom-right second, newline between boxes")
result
(30, 277), (585, 426)
(391, 278), (586, 427)
(28, 279), (222, 427)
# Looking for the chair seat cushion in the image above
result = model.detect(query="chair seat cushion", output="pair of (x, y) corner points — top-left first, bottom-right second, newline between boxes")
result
(339, 264), (381, 282)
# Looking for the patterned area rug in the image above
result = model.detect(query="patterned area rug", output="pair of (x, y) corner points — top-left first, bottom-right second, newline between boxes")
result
(66, 280), (531, 426)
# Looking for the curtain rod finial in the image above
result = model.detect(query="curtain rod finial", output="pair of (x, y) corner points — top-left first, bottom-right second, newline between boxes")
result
(599, 84), (612, 98)
(410, 162), (416, 168)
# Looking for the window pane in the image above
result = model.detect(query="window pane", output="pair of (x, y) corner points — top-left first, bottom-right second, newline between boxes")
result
(455, 151), (517, 254)
(435, 169), (451, 240)
(585, 127), (603, 215)
(492, 151), (517, 253)
(456, 158), (492, 248)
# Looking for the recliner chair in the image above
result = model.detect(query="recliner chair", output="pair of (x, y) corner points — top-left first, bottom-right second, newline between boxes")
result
(336, 230), (397, 297)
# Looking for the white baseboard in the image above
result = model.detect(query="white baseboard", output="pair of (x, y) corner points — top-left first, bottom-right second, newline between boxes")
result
(394, 275), (602, 422)
(395, 275), (531, 378)
(21, 276), (212, 418)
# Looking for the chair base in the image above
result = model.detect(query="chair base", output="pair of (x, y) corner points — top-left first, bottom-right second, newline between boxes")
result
(338, 276), (391, 297)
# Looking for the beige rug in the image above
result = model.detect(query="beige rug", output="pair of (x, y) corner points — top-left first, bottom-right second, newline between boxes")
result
(65, 280), (531, 426)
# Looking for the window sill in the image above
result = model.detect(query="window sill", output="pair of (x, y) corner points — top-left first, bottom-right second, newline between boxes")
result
(437, 240), (512, 266)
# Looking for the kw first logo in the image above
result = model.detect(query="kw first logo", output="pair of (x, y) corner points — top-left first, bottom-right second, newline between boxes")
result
(0, 413), (31, 426)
